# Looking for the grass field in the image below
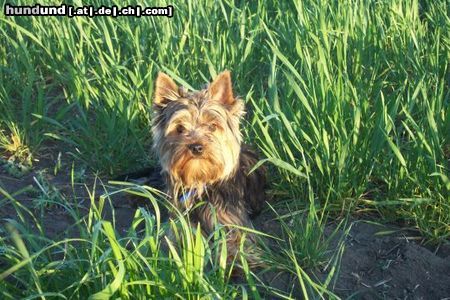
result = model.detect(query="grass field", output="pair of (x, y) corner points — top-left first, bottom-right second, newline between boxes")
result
(0, 0), (449, 298)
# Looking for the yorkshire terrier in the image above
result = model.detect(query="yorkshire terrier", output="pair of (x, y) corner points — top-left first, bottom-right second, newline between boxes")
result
(152, 70), (266, 264)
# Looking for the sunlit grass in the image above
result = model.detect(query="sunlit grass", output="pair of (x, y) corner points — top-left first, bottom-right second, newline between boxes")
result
(0, 0), (449, 298)
(0, 180), (341, 298)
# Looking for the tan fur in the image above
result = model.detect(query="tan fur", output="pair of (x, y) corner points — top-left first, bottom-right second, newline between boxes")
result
(152, 71), (267, 271)
(152, 71), (243, 199)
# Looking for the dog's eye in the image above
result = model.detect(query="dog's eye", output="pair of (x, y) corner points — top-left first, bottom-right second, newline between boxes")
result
(176, 125), (185, 134)
(209, 124), (217, 132)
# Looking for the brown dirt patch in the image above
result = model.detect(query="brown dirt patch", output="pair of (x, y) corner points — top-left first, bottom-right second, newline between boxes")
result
(330, 221), (450, 299)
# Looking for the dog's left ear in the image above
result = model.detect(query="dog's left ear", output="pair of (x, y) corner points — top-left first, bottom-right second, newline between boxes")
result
(209, 70), (235, 105)
(154, 72), (179, 107)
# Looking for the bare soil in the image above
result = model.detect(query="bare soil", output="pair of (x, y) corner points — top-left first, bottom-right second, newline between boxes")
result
(1, 151), (449, 299)
(324, 221), (450, 299)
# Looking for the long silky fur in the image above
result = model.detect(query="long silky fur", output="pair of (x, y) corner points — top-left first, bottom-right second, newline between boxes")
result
(152, 71), (267, 268)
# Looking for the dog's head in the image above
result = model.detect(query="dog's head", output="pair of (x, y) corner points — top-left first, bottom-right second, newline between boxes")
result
(151, 71), (244, 189)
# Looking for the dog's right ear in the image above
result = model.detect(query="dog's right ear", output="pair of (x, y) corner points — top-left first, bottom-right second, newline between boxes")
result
(209, 70), (235, 106)
(154, 72), (179, 107)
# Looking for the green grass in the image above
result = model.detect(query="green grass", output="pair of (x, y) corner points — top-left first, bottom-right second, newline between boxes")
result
(0, 0), (449, 298)
(1, 181), (341, 299)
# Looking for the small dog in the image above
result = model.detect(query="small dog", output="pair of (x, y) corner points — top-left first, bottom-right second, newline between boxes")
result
(152, 70), (266, 263)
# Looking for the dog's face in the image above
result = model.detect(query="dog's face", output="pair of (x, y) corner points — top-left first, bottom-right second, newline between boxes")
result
(152, 71), (244, 189)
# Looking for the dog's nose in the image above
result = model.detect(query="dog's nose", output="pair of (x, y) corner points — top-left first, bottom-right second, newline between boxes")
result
(188, 143), (204, 155)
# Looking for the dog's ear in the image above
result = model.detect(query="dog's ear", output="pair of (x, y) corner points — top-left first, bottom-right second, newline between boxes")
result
(154, 72), (179, 106)
(209, 70), (235, 106)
